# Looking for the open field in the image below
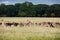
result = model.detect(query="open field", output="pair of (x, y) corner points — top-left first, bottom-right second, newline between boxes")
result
(0, 26), (60, 40)
(0, 17), (60, 23)
(0, 17), (60, 40)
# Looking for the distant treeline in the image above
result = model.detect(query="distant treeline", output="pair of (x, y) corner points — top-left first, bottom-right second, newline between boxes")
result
(0, 2), (60, 17)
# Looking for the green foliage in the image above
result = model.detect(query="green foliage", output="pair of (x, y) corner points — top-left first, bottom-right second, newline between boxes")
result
(18, 12), (26, 17)
(0, 2), (60, 17)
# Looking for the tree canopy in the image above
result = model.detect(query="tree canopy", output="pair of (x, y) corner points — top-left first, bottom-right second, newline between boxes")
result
(0, 2), (60, 17)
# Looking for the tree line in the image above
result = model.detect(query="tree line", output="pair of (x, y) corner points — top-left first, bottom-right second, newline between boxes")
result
(0, 2), (60, 17)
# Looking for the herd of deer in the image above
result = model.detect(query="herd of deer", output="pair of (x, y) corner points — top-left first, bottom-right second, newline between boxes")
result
(0, 20), (60, 27)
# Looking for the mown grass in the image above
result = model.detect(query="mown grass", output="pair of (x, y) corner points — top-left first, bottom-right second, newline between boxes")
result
(0, 26), (60, 40)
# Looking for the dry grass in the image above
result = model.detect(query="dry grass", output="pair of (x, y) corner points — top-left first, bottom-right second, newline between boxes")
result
(0, 17), (60, 23)
(0, 17), (60, 40)
(0, 26), (60, 40)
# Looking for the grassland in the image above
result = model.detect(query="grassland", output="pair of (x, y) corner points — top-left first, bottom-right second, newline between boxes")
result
(0, 26), (60, 40)
(0, 17), (60, 23)
(0, 17), (60, 40)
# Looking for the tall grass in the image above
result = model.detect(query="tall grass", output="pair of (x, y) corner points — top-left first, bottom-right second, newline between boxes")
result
(0, 26), (60, 40)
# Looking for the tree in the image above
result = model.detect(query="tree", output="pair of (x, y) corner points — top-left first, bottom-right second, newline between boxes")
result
(0, 2), (60, 17)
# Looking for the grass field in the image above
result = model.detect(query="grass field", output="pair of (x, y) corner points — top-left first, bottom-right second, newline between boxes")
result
(0, 17), (60, 40)
(0, 26), (60, 40)
(0, 17), (60, 23)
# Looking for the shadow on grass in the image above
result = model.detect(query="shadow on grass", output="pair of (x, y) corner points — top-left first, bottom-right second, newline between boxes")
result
(26, 36), (54, 40)
(54, 32), (60, 40)
(0, 35), (55, 40)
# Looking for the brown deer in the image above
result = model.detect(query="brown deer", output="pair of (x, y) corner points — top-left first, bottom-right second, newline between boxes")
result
(19, 22), (24, 27)
(47, 22), (54, 27)
(4, 23), (13, 27)
(13, 22), (19, 27)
